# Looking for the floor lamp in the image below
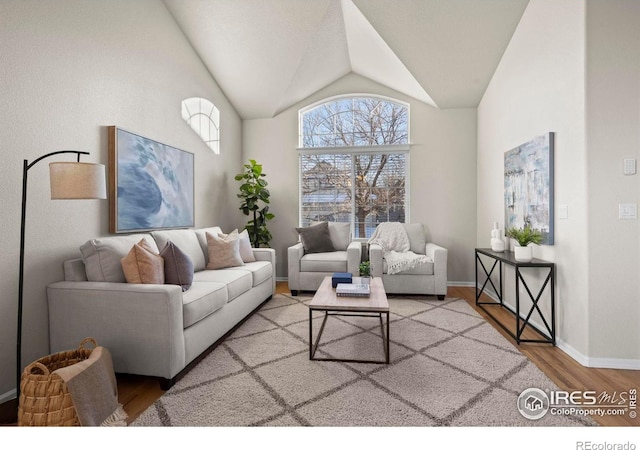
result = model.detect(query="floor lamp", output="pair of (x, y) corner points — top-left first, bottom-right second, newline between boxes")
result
(17, 151), (106, 400)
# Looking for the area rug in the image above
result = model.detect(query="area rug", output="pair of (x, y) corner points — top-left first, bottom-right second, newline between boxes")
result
(132, 293), (596, 427)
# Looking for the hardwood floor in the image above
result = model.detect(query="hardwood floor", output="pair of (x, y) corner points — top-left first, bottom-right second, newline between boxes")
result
(116, 283), (639, 427)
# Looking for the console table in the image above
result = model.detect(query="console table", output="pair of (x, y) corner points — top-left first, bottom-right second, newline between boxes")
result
(475, 248), (555, 345)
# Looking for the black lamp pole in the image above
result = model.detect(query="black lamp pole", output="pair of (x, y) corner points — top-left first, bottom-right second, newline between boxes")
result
(17, 150), (89, 400)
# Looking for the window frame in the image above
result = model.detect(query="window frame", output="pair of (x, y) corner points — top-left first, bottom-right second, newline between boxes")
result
(181, 97), (220, 155)
(298, 94), (411, 239)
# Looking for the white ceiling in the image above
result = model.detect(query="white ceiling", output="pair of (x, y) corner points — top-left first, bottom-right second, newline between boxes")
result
(163, 0), (529, 119)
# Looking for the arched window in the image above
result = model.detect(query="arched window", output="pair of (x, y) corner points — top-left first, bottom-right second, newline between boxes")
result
(181, 97), (220, 154)
(299, 95), (410, 238)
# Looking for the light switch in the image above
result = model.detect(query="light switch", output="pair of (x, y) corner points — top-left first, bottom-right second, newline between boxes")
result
(558, 204), (568, 219)
(619, 203), (637, 219)
(623, 159), (637, 175)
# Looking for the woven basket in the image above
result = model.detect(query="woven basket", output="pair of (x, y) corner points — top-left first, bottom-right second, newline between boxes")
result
(17, 337), (97, 426)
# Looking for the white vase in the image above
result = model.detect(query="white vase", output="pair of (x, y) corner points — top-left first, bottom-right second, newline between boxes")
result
(490, 222), (505, 252)
(514, 245), (533, 262)
(491, 238), (505, 252)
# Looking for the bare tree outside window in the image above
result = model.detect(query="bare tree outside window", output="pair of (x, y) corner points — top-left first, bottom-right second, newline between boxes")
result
(300, 97), (409, 238)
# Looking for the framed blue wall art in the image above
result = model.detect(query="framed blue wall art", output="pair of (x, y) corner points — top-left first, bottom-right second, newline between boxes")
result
(504, 132), (554, 245)
(108, 126), (194, 233)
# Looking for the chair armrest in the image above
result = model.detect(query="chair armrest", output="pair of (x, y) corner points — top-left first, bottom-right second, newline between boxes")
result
(347, 241), (362, 276)
(426, 243), (447, 269)
(47, 281), (185, 379)
(369, 243), (384, 277)
(287, 243), (304, 290)
(426, 243), (448, 294)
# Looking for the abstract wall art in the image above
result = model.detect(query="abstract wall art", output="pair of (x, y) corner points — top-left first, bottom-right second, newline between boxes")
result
(504, 132), (554, 245)
(108, 126), (194, 233)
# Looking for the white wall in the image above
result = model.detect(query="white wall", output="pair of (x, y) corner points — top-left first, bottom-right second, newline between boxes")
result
(477, 0), (589, 357)
(479, 0), (640, 367)
(243, 73), (477, 283)
(0, 0), (243, 398)
(585, 1), (640, 364)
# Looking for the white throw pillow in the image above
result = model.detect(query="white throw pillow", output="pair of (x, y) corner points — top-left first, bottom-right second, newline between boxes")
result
(238, 229), (257, 262)
(206, 231), (244, 269)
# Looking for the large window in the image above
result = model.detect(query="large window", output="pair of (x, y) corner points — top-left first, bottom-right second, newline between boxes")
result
(299, 96), (409, 238)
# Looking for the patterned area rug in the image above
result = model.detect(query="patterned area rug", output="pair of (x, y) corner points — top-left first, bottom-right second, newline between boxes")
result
(133, 293), (596, 427)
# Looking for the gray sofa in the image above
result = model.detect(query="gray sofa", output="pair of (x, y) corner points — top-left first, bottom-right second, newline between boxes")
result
(47, 227), (275, 389)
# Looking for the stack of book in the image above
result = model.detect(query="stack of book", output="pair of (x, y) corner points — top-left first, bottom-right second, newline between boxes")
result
(336, 283), (370, 297)
(332, 272), (353, 288)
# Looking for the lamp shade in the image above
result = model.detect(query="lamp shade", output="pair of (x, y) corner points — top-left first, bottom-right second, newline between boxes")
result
(49, 162), (107, 199)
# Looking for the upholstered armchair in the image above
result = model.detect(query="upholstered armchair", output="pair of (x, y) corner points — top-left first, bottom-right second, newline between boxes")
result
(369, 223), (448, 299)
(288, 221), (361, 295)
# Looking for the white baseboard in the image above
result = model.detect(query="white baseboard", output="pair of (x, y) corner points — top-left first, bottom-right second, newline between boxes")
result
(556, 338), (640, 370)
(0, 389), (16, 404)
(447, 281), (475, 287)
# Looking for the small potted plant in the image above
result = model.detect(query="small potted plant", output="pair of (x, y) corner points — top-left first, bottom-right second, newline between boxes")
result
(506, 225), (543, 262)
(359, 261), (371, 283)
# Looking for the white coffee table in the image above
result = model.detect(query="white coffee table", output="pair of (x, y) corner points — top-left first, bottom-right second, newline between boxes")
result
(308, 276), (389, 364)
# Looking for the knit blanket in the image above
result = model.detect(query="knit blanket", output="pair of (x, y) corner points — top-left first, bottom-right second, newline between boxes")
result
(368, 222), (428, 274)
(54, 346), (128, 426)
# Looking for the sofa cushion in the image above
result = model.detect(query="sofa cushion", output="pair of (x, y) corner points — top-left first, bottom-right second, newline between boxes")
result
(313, 221), (350, 251)
(206, 231), (244, 269)
(403, 223), (426, 255)
(193, 269), (252, 302)
(296, 222), (335, 253)
(383, 256), (434, 275)
(121, 239), (165, 284)
(194, 227), (223, 266)
(226, 261), (272, 287)
(160, 241), (194, 292)
(300, 251), (348, 273)
(181, 282), (228, 328)
(81, 234), (159, 282)
(151, 229), (205, 271)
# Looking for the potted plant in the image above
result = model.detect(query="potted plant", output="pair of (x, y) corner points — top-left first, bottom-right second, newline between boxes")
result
(359, 261), (370, 276)
(506, 225), (543, 262)
(358, 260), (371, 284)
(235, 159), (275, 248)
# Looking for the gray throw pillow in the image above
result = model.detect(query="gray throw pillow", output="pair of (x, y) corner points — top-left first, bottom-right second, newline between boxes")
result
(295, 222), (335, 253)
(160, 241), (194, 291)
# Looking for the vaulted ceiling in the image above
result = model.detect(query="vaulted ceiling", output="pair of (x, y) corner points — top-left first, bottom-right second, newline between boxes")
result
(163, 0), (529, 119)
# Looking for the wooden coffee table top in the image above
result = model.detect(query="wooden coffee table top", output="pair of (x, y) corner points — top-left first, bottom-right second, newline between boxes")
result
(308, 276), (389, 312)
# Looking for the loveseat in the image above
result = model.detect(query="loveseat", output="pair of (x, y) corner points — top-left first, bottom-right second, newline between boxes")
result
(47, 227), (275, 389)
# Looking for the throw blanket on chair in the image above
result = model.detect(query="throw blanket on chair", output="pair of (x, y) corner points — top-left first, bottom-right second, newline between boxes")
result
(368, 222), (428, 274)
